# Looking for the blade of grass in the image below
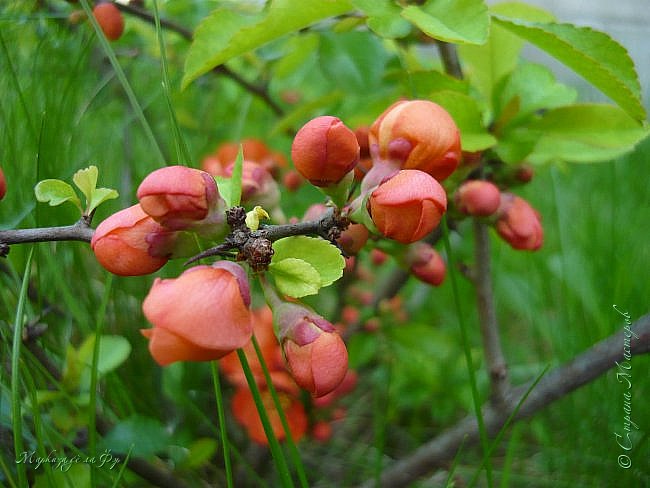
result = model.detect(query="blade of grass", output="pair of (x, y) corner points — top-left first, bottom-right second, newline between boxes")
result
(110, 445), (134, 488)
(498, 423), (522, 488)
(251, 334), (308, 488)
(11, 246), (34, 488)
(444, 435), (467, 487)
(88, 273), (114, 487)
(210, 361), (233, 488)
(236, 349), (295, 488)
(151, 0), (191, 166)
(78, 0), (166, 165)
(441, 216), (493, 487)
(467, 366), (550, 488)
(23, 364), (57, 487)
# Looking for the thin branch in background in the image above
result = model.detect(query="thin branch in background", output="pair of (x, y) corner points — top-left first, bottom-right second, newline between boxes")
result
(359, 313), (650, 487)
(116, 2), (284, 116)
(473, 219), (511, 407)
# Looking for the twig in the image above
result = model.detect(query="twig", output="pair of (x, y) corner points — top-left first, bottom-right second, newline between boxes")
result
(437, 41), (464, 80)
(473, 219), (510, 407)
(0, 220), (94, 254)
(358, 312), (650, 487)
(116, 2), (284, 116)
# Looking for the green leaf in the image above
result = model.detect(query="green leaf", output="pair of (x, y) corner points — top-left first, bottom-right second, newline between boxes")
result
(88, 187), (119, 214)
(272, 235), (345, 287)
(34, 463), (90, 488)
(494, 127), (541, 164)
(494, 62), (577, 129)
(272, 33), (320, 79)
(34, 179), (82, 211)
(319, 31), (388, 93)
(492, 17), (646, 121)
(351, 0), (411, 38)
(101, 415), (170, 458)
(268, 258), (322, 298)
(388, 69), (469, 98)
(527, 104), (650, 164)
(72, 165), (98, 207)
(401, 0), (489, 45)
(77, 334), (132, 390)
(180, 438), (219, 469)
(183, 0), (353, 88)
(458, 2), (555, 108)
(215, 146), (244, 208)
(429, 90), (497, 151)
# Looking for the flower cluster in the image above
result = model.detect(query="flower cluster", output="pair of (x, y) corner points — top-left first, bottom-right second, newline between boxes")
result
(91, 166), (226, 276)
(219, 306), (356, 445)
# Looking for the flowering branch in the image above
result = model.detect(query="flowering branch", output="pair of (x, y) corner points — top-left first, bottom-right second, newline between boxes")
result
(360, 312), (650, 487)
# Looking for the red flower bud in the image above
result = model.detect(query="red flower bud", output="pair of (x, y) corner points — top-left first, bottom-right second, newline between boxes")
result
(495, 194), (543, 251)
(369, 100), (461, 181)
(454, 180), (501, 217)
(141, 261), (252, 365)
(405, 243), (446, 286)
(516, 164), (534, 183)
(282, 170), (303, 192)
(0, 166), (6, 200)
(137, 166), (224, 232)
(291, 116), (360, 187)
(370, 248), (388, 266)
(368, 169), (447, 243)
(337, 223), (369, 255)
(91, 204), (173, 276)
(92, 2), (124, 41)
(274, 302), (348, 397)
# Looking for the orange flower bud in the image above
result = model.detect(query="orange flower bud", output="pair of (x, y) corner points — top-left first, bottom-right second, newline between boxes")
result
(368, 169), (447, 243)
(91, 204), (172, 276)
(495, 194), (543, 251)
(406, 243), (446, 286)
(137, 166), (224, 231)
(282, 170), (303, 192)
(311, 421), (333, 442)
(141, 262), (252, 365)
(232, 386), (307, 445)
(92, 2), (124, 41)
(291, 116), (360, 187)
(0, 166), (6, 200)
(274, 302), (348, 397)
(454, 180), (501, 217)
(369, 100), (461, 181)
(337, 223), (369, 255)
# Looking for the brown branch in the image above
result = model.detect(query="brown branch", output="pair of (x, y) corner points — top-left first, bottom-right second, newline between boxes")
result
(473, 220), (510, 407)
(437, 41), (464, 80)
(359, 313), (650, 487)
(0, 220), (94, 255)
(116, 2), (284, 116)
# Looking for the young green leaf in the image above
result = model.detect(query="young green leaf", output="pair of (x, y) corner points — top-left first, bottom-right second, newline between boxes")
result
(492, 17), (646, 121)
(34, 179), (82, 212)
(183, 0), (353, 89)
(458, 3), (555, 109)
(215, 145), (244, 208)
(268, 257), (322, 297)
(73, 165), (99, 207)
(429, 90), (497, 152)
(401, 0), (489, 45)
(88, 187), (119, 215)
(272, 236), (345, 287)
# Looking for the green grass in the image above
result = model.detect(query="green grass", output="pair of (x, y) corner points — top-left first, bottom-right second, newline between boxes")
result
(1, 1), (649, 487)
